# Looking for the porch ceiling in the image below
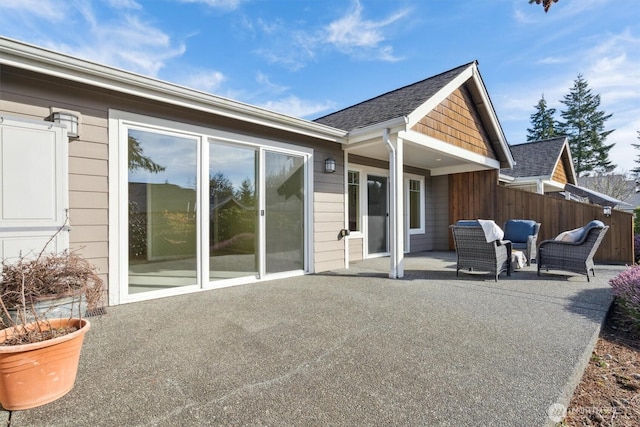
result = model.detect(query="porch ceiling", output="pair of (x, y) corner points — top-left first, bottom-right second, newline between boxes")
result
(345, 138), (493, 176)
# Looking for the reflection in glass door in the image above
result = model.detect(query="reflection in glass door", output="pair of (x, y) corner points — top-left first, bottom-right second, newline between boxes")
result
(265, 151), (305, 273)
(209, 143), (258, 280)
(128, 129), (198, 294)
(367, 174), (388, 254)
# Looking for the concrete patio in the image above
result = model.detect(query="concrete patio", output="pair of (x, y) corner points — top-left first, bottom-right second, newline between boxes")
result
(3, 252), (622, 426)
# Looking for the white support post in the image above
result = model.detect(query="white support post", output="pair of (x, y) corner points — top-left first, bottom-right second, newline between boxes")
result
(383, 130), (404, 279)
(343, 149), (349, 269)
(393, 135), (404, 279)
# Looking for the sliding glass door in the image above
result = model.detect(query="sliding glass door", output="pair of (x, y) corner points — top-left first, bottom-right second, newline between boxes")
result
(209, 143), (258, 281)
(264, 151), (305, 274)
(122, 118), (310, 301)
(127, 129), (198, 294)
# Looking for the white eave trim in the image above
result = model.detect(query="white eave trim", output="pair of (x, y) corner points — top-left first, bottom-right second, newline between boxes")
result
(0, 37), (346, 143)
(505, 176), (566, 191)
(345, 116), (409, 144)
(499, 173), (515, 183)
(400, 129), (501, 174)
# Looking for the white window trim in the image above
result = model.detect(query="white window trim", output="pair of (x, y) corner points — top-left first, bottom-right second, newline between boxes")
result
(405, 173), (425, 235)
(346, 167), (364, 238)
(108, 109), (314, 305)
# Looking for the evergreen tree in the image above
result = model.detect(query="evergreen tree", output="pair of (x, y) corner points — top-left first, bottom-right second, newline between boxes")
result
(209, 172), (234, 203)
(526, 94), (558, 141)
(128, 136), (165, 173)
(632, 131), (640, 177)
(558, 74), (615, 176)
(236, 178), (255, 207)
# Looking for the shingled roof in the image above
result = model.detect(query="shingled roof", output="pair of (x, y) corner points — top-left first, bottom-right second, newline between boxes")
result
(313, 62), (475, 131)
(501, 137), (567, 178)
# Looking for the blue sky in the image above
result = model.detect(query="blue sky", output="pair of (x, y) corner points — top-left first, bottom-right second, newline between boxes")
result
(1, 0), (638, 174)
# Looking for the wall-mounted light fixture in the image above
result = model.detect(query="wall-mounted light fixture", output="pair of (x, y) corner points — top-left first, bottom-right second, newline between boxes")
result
(325, 157), (336, 173)
(51, 111), (79, 139)
(603, 206), (612, 217)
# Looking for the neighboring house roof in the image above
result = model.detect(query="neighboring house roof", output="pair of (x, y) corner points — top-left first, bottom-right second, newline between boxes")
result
(564, 183), (628, 208)
(501, 137), (575, 181)
(314, 62), (473, 131)
(576, 176), (639, 211)
(622, 189), (640, 212)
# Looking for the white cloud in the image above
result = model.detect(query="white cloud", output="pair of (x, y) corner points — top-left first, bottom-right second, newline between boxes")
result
(255, 72), (288, 95)
(257, 95), (335, 118)
(0, 0), (64, 21)
(178, 0), (247, 10)
(254, 0), (409, 70)
(322, 0), (407, 61)
(537, 56), (568, 65)
(178, 70), (226, 93)
(105, 0), (142, 9)
(0, 1), (186, 77)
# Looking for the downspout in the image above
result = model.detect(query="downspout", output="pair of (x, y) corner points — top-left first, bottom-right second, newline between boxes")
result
(383, 128), (397, 278)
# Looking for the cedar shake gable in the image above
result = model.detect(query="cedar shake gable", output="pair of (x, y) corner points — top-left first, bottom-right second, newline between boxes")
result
(314, 61), (514, 170)
(314, 62), (473, 131)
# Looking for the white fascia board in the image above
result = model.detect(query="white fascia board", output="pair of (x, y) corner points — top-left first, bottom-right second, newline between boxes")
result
(559, 137), (578, 182)
(499, 173), (515, 183)
(508, 177), (565, 192)
(406, 66), (474, 127)
(510, 175), (553, 185)
(469, 65), (514, 168)
(345, 116), (408, 145)
(400, 129), (501, 169)
(0, 37), (346, 143)
(430, 163), (496, 177)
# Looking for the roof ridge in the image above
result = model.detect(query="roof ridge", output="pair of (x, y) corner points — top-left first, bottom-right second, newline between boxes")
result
(314, 61), (476, 122)
(511, 136), (566, 147)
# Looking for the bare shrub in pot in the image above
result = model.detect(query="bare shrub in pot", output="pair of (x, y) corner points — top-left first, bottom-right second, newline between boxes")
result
(0, 249), (103, 342)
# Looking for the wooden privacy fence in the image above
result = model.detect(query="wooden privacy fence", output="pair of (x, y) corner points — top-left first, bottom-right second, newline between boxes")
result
(495, 186), (633, 264)
(447, 170), (633, 264)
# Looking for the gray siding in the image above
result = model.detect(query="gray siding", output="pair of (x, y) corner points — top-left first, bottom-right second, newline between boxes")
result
(0, 65), (346, 298)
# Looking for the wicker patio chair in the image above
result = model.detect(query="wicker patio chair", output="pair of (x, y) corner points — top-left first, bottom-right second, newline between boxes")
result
(450, 223), (511, 281)
(503, 219), (540, 266)
(537, 222), (609, 282)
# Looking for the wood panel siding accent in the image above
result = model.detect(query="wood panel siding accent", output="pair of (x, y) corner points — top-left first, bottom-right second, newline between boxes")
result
(495, 186), (632, 264)
(411, 86), (497, 160)
(552, 156), (569, 184)
(446, 175), (632, 263)
(432, 175), (450, 250)
(448, 169), (498, 228)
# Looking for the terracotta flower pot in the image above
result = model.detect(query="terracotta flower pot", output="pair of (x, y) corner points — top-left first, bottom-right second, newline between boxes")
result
(0, 318), (90, 410)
